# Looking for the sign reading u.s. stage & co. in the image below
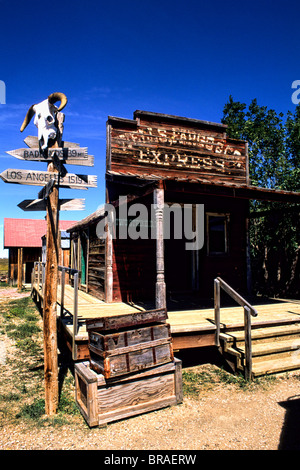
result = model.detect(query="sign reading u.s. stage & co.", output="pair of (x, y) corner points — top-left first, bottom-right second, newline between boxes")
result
(0, 168), (97, 189)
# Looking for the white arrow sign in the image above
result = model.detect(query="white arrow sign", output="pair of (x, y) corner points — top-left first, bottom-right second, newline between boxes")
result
(0, 169), (97, 189)
(18, 198), (85, 211)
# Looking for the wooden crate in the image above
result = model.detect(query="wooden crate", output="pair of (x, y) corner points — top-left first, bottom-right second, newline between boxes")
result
(85, 307), (168, 332)
(88, 323), (173, 379)
(75, 359), (183, 427)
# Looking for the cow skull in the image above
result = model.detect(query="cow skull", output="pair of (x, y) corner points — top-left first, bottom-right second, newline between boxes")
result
(20, 92), (68, 151)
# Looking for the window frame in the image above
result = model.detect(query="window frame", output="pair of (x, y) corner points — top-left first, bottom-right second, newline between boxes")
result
(206, 212), (230, 256)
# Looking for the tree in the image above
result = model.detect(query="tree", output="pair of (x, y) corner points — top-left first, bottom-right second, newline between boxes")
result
(222, 96), (300, 298)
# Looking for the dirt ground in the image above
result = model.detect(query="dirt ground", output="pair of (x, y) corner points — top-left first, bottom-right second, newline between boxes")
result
(1, 288), (300, 451)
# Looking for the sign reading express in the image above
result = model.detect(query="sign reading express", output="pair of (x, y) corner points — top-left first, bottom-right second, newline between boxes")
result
(109, 117), (248, 184)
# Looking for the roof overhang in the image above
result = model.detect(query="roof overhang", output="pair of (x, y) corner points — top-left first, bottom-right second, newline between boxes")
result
(107, 170), (300, 204)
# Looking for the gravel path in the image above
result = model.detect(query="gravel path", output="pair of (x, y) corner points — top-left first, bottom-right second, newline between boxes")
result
(1, 288), (300, 451)
(1, 374), (300, 450)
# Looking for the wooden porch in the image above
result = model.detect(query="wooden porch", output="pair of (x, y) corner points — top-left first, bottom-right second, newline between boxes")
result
(31, 275), (300, 378)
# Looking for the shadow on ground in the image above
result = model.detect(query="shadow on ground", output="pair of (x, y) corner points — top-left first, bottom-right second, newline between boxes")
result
(174, 345), (232, 372)
(278, 395), (300, 450)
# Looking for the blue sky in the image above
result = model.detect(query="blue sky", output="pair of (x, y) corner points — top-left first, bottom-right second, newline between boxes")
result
(0, 0), (299, 256)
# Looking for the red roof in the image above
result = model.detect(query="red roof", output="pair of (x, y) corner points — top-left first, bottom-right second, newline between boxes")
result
(4, 218), (76, 248)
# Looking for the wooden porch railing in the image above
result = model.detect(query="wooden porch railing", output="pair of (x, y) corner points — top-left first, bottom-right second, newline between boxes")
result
(214, 277), (258, 381)
(32, 261), (80, 360)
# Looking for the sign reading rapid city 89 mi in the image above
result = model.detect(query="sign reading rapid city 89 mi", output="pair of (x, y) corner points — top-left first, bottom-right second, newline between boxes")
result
(0, 168), (97, 189)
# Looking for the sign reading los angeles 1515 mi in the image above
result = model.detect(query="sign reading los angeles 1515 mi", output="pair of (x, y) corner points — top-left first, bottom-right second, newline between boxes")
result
(0, 168), (97, 189)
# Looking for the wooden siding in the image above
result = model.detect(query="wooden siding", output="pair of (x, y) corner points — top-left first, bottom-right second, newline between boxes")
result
(87, 224), (105, 300)
(9, 247), (41, 284)
(112, 237), (156, 302)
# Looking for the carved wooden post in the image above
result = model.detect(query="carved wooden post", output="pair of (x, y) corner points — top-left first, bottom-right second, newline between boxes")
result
(154, 183), (166, 309)
(43, 149), (59, 416)
(105, 188), (114, 303)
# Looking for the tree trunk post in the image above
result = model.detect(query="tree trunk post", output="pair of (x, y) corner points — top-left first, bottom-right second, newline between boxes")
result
(43, 151), (60, 416)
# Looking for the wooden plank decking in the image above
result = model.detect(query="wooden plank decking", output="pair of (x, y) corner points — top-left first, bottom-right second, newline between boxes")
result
(31, 282), (300, 361)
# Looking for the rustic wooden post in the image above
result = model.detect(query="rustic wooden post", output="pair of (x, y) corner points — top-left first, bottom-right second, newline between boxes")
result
(60, 267), (65, 317)
(214, 278), (221, 347)
(17, 247), (23, 292)
(43, 148), (60, 416)
(72, 271), (79, 360)
(244, 305), (252, 381)
(153, 182), (166, 309)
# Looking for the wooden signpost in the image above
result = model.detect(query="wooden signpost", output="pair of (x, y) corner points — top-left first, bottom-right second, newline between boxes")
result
(6, 147), (95, 167)
(1, 95), (97, 416)
(43, 152), (60, 415)
(0, 168), (97, 189)
(18, 198), (85, 211)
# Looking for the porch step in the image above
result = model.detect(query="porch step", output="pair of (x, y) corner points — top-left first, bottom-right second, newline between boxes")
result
(252, 355), (300, 377)
(220, 323), (300, 345)
(219, 322), (300, 378)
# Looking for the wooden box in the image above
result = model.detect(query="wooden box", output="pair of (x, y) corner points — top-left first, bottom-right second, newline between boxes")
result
(85, 307), (168, 332)
(88, 323), (174, 379)
(75, 358), (183, 427)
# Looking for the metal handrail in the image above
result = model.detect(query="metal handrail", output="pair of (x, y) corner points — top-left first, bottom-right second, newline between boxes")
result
(214, 277), (258, 381)
(58, 265), (80, 360)
(32, 261), (80, 360)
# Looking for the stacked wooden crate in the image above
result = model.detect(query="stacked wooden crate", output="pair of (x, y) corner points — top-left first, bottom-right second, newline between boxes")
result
(87, 307), (174, 378)
(74, 307), (183, 427)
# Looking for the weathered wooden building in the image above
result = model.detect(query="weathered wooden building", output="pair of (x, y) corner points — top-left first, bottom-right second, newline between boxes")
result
(4, 218), (76, 285)
(29, 110), (300, 382)
(68, 110), (300, 308)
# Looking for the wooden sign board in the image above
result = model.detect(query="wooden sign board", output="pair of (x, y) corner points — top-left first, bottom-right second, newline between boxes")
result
(0, 169), (97, 189)
(18, 198), (85, 211)
(107, 110), (248, 184)
(24, 136), (80, 149)
(23, 136), (94, 167)
(6, 147), (94, 167)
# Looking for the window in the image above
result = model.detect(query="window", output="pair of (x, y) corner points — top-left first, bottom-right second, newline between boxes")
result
(206, 213), (229, 255)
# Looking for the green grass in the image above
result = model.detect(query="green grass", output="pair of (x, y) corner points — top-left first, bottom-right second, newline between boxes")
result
(0, 294), (81, 428)
(2, 297), (42, 357)
(182, 365), (277, 397)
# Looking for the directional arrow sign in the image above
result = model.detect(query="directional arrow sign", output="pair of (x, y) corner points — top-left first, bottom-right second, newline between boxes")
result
(6, 147), (94, 167)
(24, 136), (81, 149)
(0, 169), (97, 189)
(18, 198), (85, 211)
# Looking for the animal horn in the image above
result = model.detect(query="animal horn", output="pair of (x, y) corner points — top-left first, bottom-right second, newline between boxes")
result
(20, 105), (35, 132)
(48, 92), (68, 111)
